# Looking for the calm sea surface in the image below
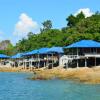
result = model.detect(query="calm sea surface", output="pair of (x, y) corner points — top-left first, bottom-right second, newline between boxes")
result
(0, 72), (100, 100)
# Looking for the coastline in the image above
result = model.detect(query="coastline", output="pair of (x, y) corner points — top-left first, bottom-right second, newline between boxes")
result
(0, 66), (100, 84)
(0, 67), (32, 72)
(31, 67), (100, 84)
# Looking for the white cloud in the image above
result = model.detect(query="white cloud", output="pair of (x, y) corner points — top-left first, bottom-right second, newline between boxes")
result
(13, 13), (40, 37)
(74, 8), (94, 18)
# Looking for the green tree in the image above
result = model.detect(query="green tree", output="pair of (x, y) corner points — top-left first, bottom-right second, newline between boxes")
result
(66, 14), (77, 27)
(66, 12), (85, 27)
(6, 43), (15, 55)
(41, 20), (52, 32)
(76, 11), (85, 20)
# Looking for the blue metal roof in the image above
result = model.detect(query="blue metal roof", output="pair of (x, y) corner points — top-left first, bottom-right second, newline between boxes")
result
(64, 40), (100, 48)
(11, 53), (23, 59)
(47, 47), (64, 53)
(0, 54), (9, 58)
(38, 48), (49, 54)
(23, 47), (64, 56)
(23, 49), (39, 56)
(24, 48), (49, 56)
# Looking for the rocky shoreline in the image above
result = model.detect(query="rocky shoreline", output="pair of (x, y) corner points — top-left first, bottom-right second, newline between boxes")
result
(31, 67), (100, 84)
(0, 66), (100, 84)
(0, 67), (31, 72)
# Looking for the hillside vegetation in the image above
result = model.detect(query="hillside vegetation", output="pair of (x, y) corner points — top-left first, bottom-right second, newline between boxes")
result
(16, 12), (100, 53)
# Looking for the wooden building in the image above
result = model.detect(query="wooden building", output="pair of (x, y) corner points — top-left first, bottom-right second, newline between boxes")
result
(22, 47), (64, 69)
(60, 40), (100, 68)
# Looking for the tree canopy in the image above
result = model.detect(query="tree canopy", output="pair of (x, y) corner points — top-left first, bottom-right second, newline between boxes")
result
(41, 20), (52, 32)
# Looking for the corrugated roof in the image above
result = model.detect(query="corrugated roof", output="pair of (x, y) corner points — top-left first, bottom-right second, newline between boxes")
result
(24, 48), (49, 56)
(0, 54), (9, 58)
(24, 50), (38, 56)
(11, 53), (23, 59)
(23, 47), (64, 56)
(38, 48), (49, 54)
(47, 47), (64, 53)
(64, 40), (100, 48)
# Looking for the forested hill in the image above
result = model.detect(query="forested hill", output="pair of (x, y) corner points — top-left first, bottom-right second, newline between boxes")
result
(0, 40), (14, 55)
(2, 11), (100, 55)
(15, 12), (100, 53)
(0, 40), (11, 50)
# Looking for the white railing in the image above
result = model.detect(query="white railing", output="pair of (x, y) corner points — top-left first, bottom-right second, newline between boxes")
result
(23, 57), (55, 62)
(67, 55), (80, 59)
(85, 53), (100, 57)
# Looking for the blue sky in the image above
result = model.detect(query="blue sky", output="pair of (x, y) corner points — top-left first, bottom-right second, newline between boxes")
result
(0, 0), (99, 45)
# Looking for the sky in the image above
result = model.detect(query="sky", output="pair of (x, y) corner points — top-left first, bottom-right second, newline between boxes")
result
(0, 0), (100, 45)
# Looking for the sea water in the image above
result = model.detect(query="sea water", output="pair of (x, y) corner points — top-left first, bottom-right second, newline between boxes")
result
(0, 72), (100, 100)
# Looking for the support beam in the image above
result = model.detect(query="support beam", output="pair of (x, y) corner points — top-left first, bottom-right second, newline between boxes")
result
(44, 61), (45, 68)
(85, 58), (87, 67)
(30, 61), (32, 70)
(95, 57), (96, 66)
(25, 62), (27, 69)
(77, 59), (79, 68)
(66, 60), (68, 69)
(77, 48), (78, 57)
(23, 62), (25, 69)
(46, 54), (49, 67)
(52, 53), (53, 69)
(37, 54), (40, 69)
(18, 59), (20, 67)
(14, 61), (16, 68)
(76, 48), (79, 68)
(95, 48), (97, 67)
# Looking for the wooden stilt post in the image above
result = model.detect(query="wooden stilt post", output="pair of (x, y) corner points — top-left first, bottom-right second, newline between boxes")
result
(22, 59), (24, 69)
(52, 53), (53, 69)
(38, 54), (40, 69)
(18, 58), (20, 67)
(77, 59), (79, 68)
(47, 54), (49, 69)
(29, 61), (31, 70)
(66, 60), (68, 69)
(95, 57), (96, 67)
(23, 61), (25, 69)
(25, 62), (26, 70)
(30, 61), (32, 71)
(36, 62), (38, 68)
(85, 58), (87, 67)
(77, 48), (79, 68)
(95, 48), (97, 67)
(46, 54), (48, 67)
(44, 61), (45, 68)
(14, 59), (15, 68)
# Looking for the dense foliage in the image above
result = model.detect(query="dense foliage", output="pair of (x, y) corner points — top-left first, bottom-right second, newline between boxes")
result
(2, 12), (100, 55)
(0, 40), (15, 55)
